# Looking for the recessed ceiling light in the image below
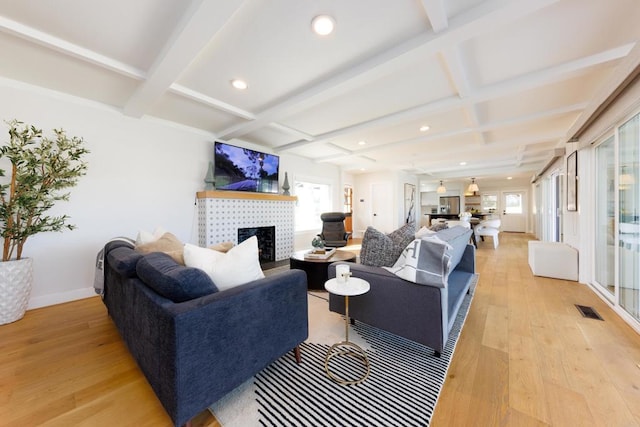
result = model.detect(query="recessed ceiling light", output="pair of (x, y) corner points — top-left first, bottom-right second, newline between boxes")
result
(312, 15), (335, 36)
(358, 140), (366, 146)
(419, 125), (430, 132)
(507, 176), (513, 180)
(230, 79), (248, 90)
(459, 161), (467, 166)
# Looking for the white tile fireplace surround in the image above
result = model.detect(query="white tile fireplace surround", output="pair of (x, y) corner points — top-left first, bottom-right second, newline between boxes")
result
(196, 191), (297, 261)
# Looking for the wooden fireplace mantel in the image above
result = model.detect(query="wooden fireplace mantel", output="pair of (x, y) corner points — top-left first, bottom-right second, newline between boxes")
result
(196, 190), (297, 202)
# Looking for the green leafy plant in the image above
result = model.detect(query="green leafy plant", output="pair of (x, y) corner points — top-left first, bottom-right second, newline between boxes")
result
(0, 120), (89, 261)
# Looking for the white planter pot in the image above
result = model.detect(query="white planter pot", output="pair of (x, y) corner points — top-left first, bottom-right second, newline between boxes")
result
(0, 258), (34, 325)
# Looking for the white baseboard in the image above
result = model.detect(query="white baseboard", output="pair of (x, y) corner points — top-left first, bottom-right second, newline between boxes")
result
(28, 287), (98, 310)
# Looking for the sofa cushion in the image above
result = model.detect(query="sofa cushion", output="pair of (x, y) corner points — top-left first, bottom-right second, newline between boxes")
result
(135, 232), (184, 264)
(136, 252), (218, 302)
(433, 226), (472, 270)
(183, 236), (265, 292)
(360, 223), (416, 267)
(107, 246), (142, 278)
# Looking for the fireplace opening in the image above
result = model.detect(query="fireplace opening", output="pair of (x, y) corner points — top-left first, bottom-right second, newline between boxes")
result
(238, 226), (275, 264)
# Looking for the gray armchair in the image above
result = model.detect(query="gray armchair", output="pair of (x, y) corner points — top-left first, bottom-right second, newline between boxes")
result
(318, 212), (352, 247)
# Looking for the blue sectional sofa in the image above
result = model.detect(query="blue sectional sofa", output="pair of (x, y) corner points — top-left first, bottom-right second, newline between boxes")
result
(328, 226), (475, 356)
(101, 240), (308, 427)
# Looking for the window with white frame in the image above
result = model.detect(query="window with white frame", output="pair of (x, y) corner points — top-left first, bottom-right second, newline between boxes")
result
(481, 193), (498, 213)
(504, 193), (523, 214)
(294, 180), (332, 231)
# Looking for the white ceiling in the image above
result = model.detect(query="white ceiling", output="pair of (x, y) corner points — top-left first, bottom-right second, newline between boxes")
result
(1, 0), (639, 187)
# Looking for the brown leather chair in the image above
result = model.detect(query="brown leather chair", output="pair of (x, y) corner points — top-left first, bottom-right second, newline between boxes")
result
(318, 212), (351, 247)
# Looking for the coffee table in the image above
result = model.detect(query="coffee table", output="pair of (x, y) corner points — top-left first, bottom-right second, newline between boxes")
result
(324, 277), (370, 385)
(289, 249), (356, 290)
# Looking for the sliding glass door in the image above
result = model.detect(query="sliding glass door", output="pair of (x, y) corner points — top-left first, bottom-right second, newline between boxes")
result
(618, 114), (639, 320)
(593, 112), (640, 323)
(594, 136), (615, 298)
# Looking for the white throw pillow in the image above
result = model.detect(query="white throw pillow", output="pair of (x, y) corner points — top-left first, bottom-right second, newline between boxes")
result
(183, 236), (265, 291)
(135, 226), (168, 245)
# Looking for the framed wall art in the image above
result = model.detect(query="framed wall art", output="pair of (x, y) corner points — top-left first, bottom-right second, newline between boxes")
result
(567, 150), (578, 211)
(404, 183), (416, 224)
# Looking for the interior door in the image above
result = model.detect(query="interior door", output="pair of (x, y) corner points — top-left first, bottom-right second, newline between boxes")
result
(371, 182), (394, 232)
(501, 191), (527, 232)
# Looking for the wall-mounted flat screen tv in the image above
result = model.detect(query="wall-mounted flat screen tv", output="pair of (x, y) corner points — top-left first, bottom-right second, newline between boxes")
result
(214, 141), (279, 194)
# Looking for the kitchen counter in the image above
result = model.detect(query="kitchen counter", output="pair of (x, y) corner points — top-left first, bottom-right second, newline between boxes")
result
(431, 213), (492, 221)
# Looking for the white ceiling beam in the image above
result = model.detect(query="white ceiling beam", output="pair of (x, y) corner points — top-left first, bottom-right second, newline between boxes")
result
(476, 102), (586, 132)
(278, 44), (629, 154)
(401, 150), (552, 172)
(123, 0), (246, 118)
(365, 152), (551, 177)
(567, 41), (640, 141)
(0, 16), (144, 80)
(472, 43), (634, 104)
(440, 48), (471, 97)
(420, 0), (449, 33)
(315, 120), (567, 164)
(324, 142), (353, 155)
(439, 47), (487, 144)
(267, 123), (314, 141)
(0, 10), (256, 122)
(169, 83), (255, 120)
(409, 132), (564, 163)
(218, 0), (561, 140)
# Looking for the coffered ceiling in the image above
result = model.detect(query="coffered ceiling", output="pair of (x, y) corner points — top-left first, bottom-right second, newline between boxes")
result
(0, 0), (639, 184)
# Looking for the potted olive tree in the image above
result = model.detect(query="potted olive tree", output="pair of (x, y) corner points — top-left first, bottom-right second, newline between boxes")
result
(0, 120), (88, 324)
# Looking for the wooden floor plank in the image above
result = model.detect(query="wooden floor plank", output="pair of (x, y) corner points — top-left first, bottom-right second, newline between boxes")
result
(509, 334), (550, 424)
(433, 232), (640, 426)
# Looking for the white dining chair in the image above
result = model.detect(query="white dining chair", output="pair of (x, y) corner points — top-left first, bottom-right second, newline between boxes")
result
(474, 219), (501, 248)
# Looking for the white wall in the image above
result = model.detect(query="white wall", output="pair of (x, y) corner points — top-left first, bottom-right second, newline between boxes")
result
(0, 80), (341, 308)
(0, 82), (217, 308)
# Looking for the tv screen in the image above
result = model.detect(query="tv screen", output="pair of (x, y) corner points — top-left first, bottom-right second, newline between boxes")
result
(214, 141), (279, 194)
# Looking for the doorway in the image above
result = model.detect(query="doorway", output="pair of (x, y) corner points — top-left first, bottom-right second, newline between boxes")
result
(343, 185), (353, 234)
(371, 182), (394, 232)
(501, 191), (527, 232)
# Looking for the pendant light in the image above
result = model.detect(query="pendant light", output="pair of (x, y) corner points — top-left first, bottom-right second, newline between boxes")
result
(468, 178), (479, 193)
(436, 180), (446, 194)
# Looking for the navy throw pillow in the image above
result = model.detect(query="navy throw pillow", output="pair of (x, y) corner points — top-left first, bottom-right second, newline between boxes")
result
(136, 252), (218, 302)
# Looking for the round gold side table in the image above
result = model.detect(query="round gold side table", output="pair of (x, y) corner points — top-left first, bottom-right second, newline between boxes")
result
(324, 277), (370, 385)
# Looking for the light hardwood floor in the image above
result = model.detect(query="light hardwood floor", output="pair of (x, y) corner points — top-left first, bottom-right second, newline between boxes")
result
(2, 232), (640, 426)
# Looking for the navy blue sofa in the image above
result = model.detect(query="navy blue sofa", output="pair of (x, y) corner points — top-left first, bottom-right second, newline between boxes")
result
(329, 226), (475, 356)
(102, 240), (308, 427)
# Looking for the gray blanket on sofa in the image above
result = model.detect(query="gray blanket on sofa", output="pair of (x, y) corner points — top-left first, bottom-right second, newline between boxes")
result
(383, 236), (452, 288)
(93, 237), (135, 296)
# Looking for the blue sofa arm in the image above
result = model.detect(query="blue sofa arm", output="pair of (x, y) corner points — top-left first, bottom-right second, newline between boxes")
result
(121, 269), (308, 427)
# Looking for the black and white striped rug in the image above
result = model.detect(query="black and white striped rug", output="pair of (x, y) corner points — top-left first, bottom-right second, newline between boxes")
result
(210, 284), (474, 426)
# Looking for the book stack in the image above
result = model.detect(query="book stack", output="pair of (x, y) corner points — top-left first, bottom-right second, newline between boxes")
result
(304, 247), (336, 260)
